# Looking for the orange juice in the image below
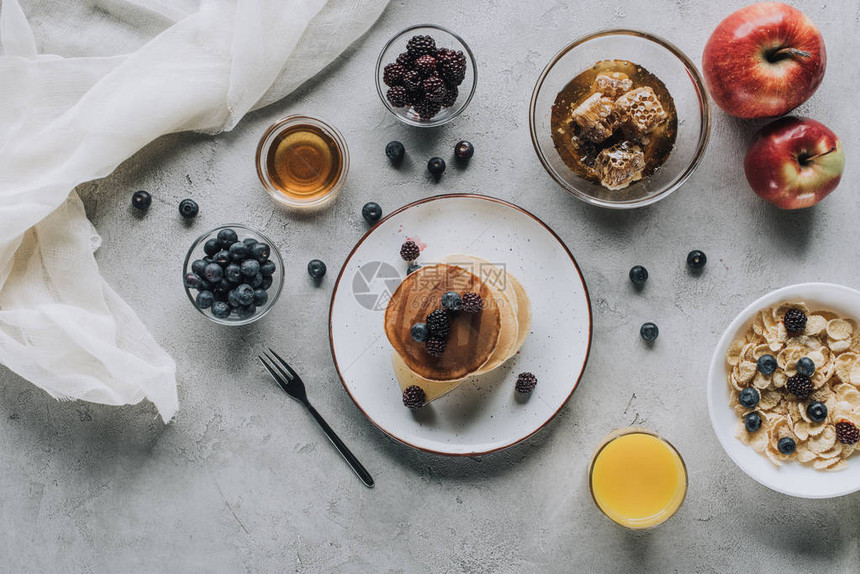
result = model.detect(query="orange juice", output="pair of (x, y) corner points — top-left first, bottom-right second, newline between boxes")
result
(588, 430), (687, 529)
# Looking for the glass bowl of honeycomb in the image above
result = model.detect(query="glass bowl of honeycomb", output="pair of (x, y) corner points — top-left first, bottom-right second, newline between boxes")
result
(529, 30), (710, 209)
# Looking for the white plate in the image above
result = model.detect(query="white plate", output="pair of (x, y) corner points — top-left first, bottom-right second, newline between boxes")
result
(329, 195), (592, 455)
(707, 282), (860, 498)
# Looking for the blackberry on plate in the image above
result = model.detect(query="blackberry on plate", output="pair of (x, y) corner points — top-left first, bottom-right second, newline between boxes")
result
(441, 291), (462, 311)
(786, 374), (813, 400)
(362, 202), (383, 225)
(835, 420), (859, 444)
(425, 336), (447, 357)
(423, 76), (447, 103)
(413, 99), (442, 120)
(454, 140), (474, 160)
(402, 385), (426, 410)
(385, 140), (405, 162)
(427, 157), (446, 177)
(757, 354), (777, 375)
(426, 309), (450, 339)
(777, 437), (796, 455)
(807, 401), (827, 423)
(629, 265), (648, 286)
(461, 292), (483, 313)
(441, 86), (459, 108)
(738, 387), (759, 409)
(400, 240), (420, 262)
(386, 86), (409, 108)
(783, 309), (807, 333)
(406, 35), (436, 58)
(413, 54), (437, 77)
(516, 372), (538, 394)
(132, 190), (151, 210)
(383, 63), (407, 86)
(744, 412), (762, 432)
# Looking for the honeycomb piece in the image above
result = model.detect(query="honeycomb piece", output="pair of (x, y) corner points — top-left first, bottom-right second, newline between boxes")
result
(615, 86), (668, 137)
(569, 92), (619, 143)
(594, 141), (645, 190)
(592, 72), (633, 99)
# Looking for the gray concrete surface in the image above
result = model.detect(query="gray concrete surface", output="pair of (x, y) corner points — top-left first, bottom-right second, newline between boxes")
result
(2, 0), (860, 571)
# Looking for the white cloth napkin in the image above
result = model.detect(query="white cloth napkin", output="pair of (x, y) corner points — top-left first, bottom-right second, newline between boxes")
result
(0, 0), (389, 421)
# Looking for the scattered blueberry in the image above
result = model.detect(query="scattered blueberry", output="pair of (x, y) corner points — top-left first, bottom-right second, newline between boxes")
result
(407, 263), (422, 275)
(308, 259), (326, 280)
(411, 323), (429, 343)
(260, 260), (276, 277)
(738, 387), (760, 409)
(204, 238), (221, 256)
(687, 250), (707, 271)
(178, 198), (199, 219)
(640, 322), (659, 342)
(214, 250), (231, 266)
(241, 259), (261, 278)
(229, 242), (250, 261)
(225, 263), (242, 283)
(797, 357), (815, 377)
(362, 202), (383, 225)
(777, 437), (796, 455)
(132, 190), (152, 210)
(253, 289), (268, 306)
(757, 354), (777, 375)
(441, 291), (462, 311)
(427, 157), (446, 177)
(807, 401), (827, 423)
(196, 291), (214, 309)
(744, 412), (762, 432)
(386, 141), (405, 163)
(203, 263), (224, 283)
(217, 228), (238, 246)
(454, 140), (474, 161)
(184, 272), (203, 289)
(211, 301), (230, 318)
(236, 305), (257, 320)
(191, 259), (207, 276)
(629, 265), (648, 286)
(251, 243), (270, 262)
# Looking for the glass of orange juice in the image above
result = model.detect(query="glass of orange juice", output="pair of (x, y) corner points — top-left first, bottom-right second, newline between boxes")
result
(588, 428), (687, 529)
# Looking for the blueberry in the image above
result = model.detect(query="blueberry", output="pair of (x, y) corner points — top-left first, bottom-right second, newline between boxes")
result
(385, 140), (405, 163)
(454, 140), (474, 161)
(204, 238), (221, 256)
(261, 276), (274, 290)
(427, 157), (446, 177)
(227, 289), (241, 308)
(241, 259), (260, 278)
(407, 263), (422, 275)
(243, 237), (258, 247)
(308, 259), (326, 280)
(251, 243), (270, 262)
(211, 301), (230, 318)
(441, 291), (462, 311)
(807, 401), (828, 423)
(191, 259), (207, 276)
(744, 412), (762, 432)
(132, 190), (151, 210)
(214, 250), (231, 266)
(236, 305), (257, 320)
(253, 289), (268, 306)
(640, 322), (659, 342)
(629, 265), (648, 286)
(212, 278), (231, 294)
(757, 354), (777, 375)
(225, 263), (242, 283)
(178, 198), (199, 219)
(196, 290), (214, 309)
(217, 228), (238, 246)
(184, 272), (203, 290)
(250, 273), (264, 288)
(738, 388), (760, 409)
(203, 263), (223, 283)
(260, 260), (276, 277)
(777, 437), (796, 455)
(229, 242), (250, 261)
(797, 357), (815, 377)
(687, 250), (707, 271)
(235, 284), (254, 306)
(411, 322), (429, 343)
(362, 202), (383, 225)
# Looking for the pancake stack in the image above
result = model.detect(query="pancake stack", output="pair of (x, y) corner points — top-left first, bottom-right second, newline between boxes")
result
(384, 256), (532, 403)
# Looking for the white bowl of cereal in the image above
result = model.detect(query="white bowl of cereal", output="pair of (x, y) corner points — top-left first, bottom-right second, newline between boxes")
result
(707, 283), (860, 498)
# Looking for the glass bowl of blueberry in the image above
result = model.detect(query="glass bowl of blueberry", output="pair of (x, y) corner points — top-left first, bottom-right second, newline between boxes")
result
(376, 24), (477, 127)
(183, 225), (284, 326)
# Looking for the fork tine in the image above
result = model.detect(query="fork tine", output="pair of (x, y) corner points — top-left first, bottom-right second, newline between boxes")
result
(268, 348), (302, 382)
(258, 355), (289, 392)
(263, 350), (296, 384)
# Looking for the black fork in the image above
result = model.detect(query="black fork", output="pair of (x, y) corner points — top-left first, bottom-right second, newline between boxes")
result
(259, 349), (374, 488)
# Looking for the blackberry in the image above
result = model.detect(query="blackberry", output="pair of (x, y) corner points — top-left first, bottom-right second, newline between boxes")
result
(786, 374), (813, 400)
(423, 76), (447, 103)
(441, 85), (459, 108)
(406, 35), (436, 58)
(437, 49), (467, 86)
(413, 99), (441, 120)
(783, 309), (807, 333)
(395, 52), (412, 67)
(400, 240), (420, 262)
(835, 421), (859, 445)
(461, 292), (483, 313)
(386, 86), (409, 108)
(413, 54), (437, 77)
(425, 336), (447, 357)
(401, 70), (423, 92)
(383, 63), (407, 86)
(402, 385), (426, 410)
(426, 309), (450, 339)
(515, 372), (538, 394)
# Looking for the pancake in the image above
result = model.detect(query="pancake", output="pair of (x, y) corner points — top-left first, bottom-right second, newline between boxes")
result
(384, 264), (501, 381)
(507, 271), (532, 355)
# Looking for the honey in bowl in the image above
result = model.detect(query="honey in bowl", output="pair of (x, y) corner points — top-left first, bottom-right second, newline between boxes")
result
(588, 430), (687, 529)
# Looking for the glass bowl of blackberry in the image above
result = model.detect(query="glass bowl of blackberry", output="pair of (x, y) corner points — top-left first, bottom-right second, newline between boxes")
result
(183, 225), (284, 326)
(376, 24), (477, 127)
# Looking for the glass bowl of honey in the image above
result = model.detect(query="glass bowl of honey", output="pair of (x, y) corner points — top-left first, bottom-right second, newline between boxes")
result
(529, 30), (710, 209)
(255, 115), (349, 209)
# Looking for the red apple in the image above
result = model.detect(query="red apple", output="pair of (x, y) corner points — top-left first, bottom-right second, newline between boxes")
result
(703, 2), (826, 118)
(744, 117), (844, 209)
